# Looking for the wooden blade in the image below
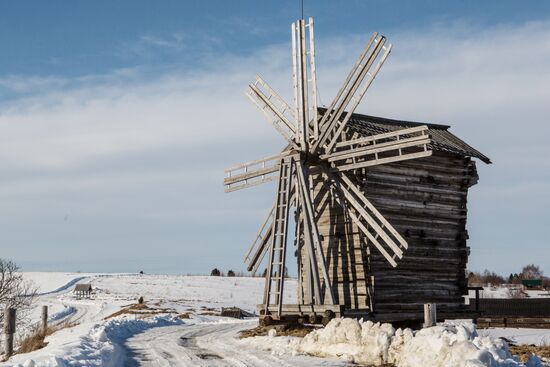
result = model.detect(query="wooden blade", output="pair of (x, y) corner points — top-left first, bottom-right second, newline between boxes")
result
(244, 187), (297, 274)
(307, 17), (319, 141)
(295, 160), (335, 305)
(322, 126), (433, 171)
(246, 77), (299, 149)
(327, 170), (408, 268)
(313, 33), (392, 154)
(292, 20), (309, 151)
(292, 18), (319, 150)
(339, 171), (408, 252)
(224, 151), (291, 192)
(243, 201), (275, 274)
(316, 32), (377, 135)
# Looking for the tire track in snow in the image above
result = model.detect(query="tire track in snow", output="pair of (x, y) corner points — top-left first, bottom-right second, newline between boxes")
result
(123, 320), (346, 367)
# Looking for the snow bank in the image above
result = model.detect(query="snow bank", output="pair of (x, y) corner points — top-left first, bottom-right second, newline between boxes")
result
(244, 318), (546, 367)
(48, 306), (76, 322)
(13, 316), (183, 367)
(389, 324), (517, 367)
(300, 318), (395, 364)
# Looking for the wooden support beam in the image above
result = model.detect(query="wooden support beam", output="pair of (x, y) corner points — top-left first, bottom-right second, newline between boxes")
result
(296, 170), (322, 305)
(296, 161), (335, 305)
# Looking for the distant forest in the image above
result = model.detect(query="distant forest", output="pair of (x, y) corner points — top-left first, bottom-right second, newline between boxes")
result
(468, 264), (549, 287)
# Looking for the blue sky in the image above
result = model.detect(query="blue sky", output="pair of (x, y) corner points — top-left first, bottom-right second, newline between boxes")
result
(0, 1), (549, 276)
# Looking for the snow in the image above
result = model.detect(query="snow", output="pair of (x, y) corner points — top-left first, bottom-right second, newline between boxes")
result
(22, 272), (100, 294)
(48, 306), (76, 322)
(467, 286), (550, 299)
(300, 318), (395, 364)
(2, 273), (548, 366)
(89, 274), (296, 314)
(243, 318), (547, 367)
(10, 315), (183, 367)
(479, 328), (550, 346)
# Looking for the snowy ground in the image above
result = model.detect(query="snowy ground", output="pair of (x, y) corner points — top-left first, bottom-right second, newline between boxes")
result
(479, 328), (550, 346)
(467, 285), (550, 299)
(0, 273), (547, 367)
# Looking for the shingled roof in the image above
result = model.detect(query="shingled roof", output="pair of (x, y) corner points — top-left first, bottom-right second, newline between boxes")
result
(74, 283), (92, 292)
(320, 108), (491, 164)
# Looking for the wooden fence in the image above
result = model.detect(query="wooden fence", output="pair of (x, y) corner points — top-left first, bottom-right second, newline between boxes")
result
(468, 298), (550, 328)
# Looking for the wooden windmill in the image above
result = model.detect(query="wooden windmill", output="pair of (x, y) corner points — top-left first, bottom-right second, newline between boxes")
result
(224, 18), (433, 322)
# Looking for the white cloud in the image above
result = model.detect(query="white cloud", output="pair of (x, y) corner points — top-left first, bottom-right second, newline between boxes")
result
(0, 19), (548, 274)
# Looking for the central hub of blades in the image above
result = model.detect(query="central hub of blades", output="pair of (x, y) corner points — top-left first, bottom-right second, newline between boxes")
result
(299, 151), (322, 165)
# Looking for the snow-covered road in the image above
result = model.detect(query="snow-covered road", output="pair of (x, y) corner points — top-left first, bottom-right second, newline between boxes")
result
(123, 320), (345, 367)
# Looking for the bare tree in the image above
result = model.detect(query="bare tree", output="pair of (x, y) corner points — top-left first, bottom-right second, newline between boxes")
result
(520, 264), (543, 280)
(467, 269), (506, 286)
(0, 259), (38, 331)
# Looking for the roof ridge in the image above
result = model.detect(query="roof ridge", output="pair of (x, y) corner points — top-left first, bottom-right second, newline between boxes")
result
(316, 108), (491, 164)
(317, 107), (451, 130)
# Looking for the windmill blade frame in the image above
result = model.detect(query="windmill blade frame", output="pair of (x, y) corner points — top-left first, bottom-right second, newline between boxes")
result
(243, 201), (275, 274)
(224, 151), (291, 192)
(324, 125), (433, 171)
(313, 34), (392, 154)
(246, 82), (299, 149)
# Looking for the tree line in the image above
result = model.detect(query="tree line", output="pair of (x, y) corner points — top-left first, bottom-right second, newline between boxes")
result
(468, 264), (548, 286)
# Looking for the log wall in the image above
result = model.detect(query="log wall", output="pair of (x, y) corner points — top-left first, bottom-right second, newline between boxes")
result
(299, 151), (479, 319)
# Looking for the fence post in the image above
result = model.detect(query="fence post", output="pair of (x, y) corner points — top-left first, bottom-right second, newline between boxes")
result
(42, 305), (48, 335)
(4, 307), (16, 358)
(423, 303), (437, 328)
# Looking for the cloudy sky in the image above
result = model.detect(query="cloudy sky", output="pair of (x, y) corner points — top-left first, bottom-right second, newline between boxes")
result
(0, 1), (548, 275)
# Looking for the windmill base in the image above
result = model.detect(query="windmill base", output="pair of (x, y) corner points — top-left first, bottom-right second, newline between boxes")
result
(259, 304), (345, 325)
(258, 304), (481, 328)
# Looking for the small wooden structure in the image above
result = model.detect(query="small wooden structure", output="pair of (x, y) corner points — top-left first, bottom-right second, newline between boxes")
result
(74, 283), (93, 298)
(221, 307), (254, 319)
(224, 17), (490, 324)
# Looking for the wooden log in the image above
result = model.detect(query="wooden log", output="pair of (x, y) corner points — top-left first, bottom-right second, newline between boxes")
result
(305, 153), (475, 313)
(42, 305), (48, 335)
(4, 307), (16, 358)
(424, 303), (437, 327)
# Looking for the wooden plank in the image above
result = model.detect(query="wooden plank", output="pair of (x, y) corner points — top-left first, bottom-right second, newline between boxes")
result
(296, 161), (335, 304)
(307, 17), (319, 140)
(335, 125), (430, 149)
(225, 176), (277, 193)
(334, 150), (433, 172)
(325, 134), (430, 162)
